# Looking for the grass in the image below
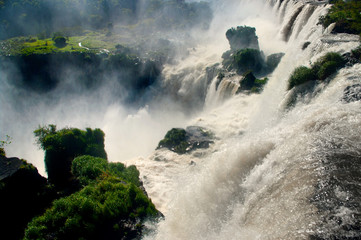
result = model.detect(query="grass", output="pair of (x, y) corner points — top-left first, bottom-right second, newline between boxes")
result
(0, 29), (133, 56)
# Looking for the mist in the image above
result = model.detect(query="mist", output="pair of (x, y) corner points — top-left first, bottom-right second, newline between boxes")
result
(0, 0), (281, 177)
(0, 0), (219, 176)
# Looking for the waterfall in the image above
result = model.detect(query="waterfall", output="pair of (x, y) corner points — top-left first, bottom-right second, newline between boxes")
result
(0, 0), (360, 238)
(122, 0), (361, 239)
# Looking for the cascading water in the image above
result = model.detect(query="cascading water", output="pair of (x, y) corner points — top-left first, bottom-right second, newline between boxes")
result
(123, 0), (361, 239)
(0, 0), (360, 238)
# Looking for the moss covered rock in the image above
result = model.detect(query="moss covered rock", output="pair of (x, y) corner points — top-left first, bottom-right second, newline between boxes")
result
(157, 126), (214, 154)
(24, 177), (158, 240)
(34, 125), (107, 191)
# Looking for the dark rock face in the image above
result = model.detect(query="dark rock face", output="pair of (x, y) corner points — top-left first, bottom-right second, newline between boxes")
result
(0, 52), (162, 103)
(238, 71), (256, 91)
(342, 52), (360, 67)
(0, 156), (53, 240)
(266, 52), (285, 73)
(342, 84), (361, 103)
(0, 156), (23, 181)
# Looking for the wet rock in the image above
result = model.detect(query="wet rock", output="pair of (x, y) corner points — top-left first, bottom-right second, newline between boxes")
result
(341, 84), (361, 103)
(237, 71), (256, 91)
(342, 52), (360, 67)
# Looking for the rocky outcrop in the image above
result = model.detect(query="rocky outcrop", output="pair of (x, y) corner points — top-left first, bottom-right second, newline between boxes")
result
(225, 26), (260, 51)
(157, 126), (215, 154)
(0, 156), (24, 181)
(0, 156), (54, 240)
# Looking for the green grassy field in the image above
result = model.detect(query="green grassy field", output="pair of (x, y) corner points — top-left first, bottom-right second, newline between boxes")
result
(0, 30), (132, 56)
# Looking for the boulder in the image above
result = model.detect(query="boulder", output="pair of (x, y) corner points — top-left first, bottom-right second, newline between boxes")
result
(238, 71), (256, 91)
(157, 126), (214, 154)
(266, 52), (285, 73)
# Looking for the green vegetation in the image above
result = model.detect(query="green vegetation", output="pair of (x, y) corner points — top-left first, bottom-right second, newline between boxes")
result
(287, 52), (345, 90)
(24, 177), (157, 240)
(233, 48), (264, 74)
(8, 125), (159, 240)
(221, 25), (283, 79)
(222, 26), (263, 75)
(0, 30), (117, 56)
(288, 66), (317, 90)
(0, 45), (162, 97)
(108, 163), (141, 187)
(72, 155), (109, 186)
(72, 155), (141, 187)
(312, 52), (345, 80)
(157, 126), (215, 154)
(53, 36), (67, 48)
(223, 48), (264, 75)
(157, 128), (189, 154)
(34, 125), (107, 190)
(237, 71), (268, 93)
(319, 0), (361, 35)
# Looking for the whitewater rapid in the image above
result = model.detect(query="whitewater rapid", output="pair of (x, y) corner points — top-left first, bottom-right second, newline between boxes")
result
(124, 0), (361, 239)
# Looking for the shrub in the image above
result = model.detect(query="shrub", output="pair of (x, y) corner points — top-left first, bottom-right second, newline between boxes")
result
(312, 52), (345, 80)
(71, 155), (141, 187)
(317, 61), (339, 80)
(53, 36), (67, 48)
(24, 177), (158, 240)
(229, 48), (265, 74)
(288, 66), (316, 90)
(288, 52), (345, 89)
(108, 163), (141, 187)
(157, 128), (189, 154)
(72, 155), (108, 186)
(34, 125), (107, 190)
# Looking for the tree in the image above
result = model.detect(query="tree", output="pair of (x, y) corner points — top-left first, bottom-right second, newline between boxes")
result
(34, 125), (107, 191)
(53, 36), (67, 48)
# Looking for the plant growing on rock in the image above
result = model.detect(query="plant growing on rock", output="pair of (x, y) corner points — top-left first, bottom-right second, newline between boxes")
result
(288, 66), (316, 90)
(24, 177), (158, 240)
(157, 128), (189, 154)
(287, 52), (345, 90)
(319, 0), (361, 35)
(34, 125), (107, 191)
